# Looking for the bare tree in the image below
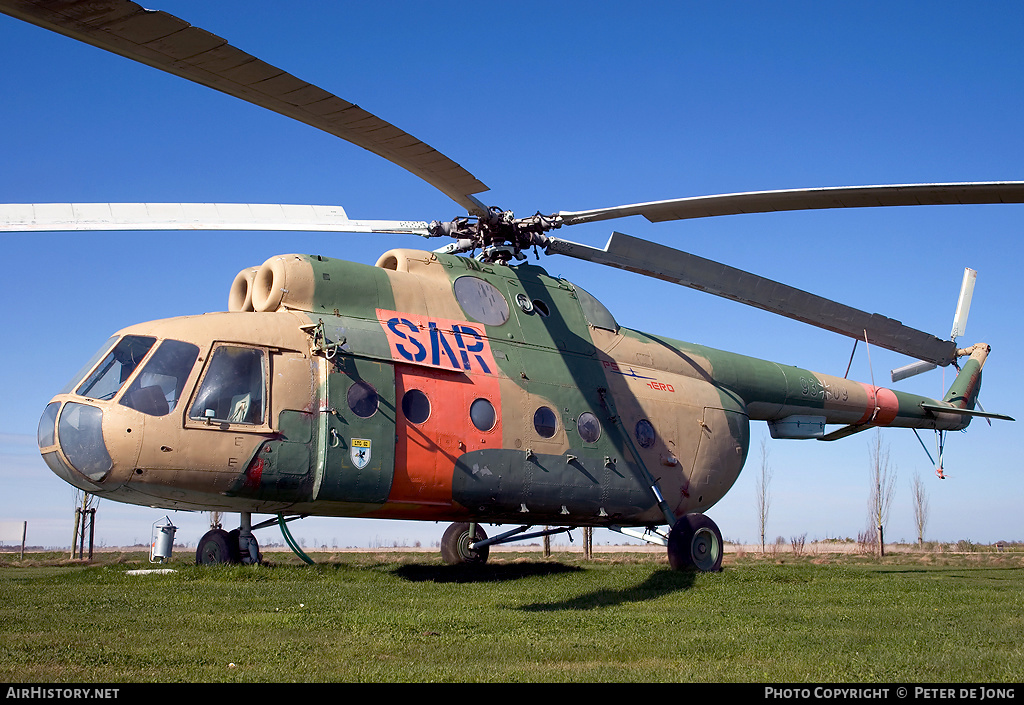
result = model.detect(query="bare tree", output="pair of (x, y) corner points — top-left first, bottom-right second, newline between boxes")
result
(755, 437), (773, 552)
(911, 471), (929, 547)
(868, 431), (897, 556)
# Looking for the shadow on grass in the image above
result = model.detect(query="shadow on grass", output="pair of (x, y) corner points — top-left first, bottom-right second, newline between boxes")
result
(869, 566), (1024, 581)
(518, 568), (697, 611)
(392, 562), (585, 583)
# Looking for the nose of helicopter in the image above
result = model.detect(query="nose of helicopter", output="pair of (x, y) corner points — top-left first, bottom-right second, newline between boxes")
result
(37, 400), (116, 493)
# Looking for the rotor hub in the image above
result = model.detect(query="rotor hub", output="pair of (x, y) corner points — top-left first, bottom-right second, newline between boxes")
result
(429, 208), (562, 263)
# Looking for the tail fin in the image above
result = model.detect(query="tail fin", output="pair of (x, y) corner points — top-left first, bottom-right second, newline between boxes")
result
(943, 343), (989, 410)
(918, 343), (1013, 422)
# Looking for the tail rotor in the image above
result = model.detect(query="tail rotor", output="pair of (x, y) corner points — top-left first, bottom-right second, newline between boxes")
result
(891, 267), (978, 383)
(891, 268), (991, 479)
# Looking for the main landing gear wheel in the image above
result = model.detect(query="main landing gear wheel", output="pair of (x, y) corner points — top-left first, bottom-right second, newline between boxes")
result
(196, 528), (240, 565)
(440, 522), (489, 566)
(667, 513), (724, 572)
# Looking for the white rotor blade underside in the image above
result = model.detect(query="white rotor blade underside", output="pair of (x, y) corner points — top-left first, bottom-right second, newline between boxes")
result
(0, 0), (488, 214)
(950, 267), (977, 340)
(559, 182), (1024, 225)
(0, 203), (431, 235)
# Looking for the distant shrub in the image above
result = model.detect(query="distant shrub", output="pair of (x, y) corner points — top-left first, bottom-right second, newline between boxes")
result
(790, 533), (807, 556)
(857, 530), (876, 554)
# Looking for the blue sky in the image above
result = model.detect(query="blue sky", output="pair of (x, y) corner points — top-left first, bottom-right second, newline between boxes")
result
(1, 2), (1022, 551)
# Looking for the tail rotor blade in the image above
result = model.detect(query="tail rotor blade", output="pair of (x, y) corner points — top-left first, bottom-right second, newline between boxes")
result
(891, 360), (938, 383)
(950, 267), (977, 341)
(891, 267), (981, 383)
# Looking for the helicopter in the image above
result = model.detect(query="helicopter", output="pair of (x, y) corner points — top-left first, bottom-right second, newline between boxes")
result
(2, 0), (1020, 570)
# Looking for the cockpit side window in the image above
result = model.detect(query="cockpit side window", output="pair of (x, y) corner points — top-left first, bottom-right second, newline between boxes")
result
(188, 345), (266, 425)
(120, 340), (200, 417)
(75, 335), (156, 401)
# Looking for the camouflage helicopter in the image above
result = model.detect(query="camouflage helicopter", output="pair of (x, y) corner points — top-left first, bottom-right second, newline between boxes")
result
(2, 0), (1020, 570)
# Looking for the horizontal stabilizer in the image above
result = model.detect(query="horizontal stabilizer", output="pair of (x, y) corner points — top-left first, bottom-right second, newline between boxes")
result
(920, 402), (1014, 422)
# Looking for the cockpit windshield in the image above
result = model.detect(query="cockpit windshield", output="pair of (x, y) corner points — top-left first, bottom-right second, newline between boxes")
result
(119, 339), (201, 417)
(75, 335), (156, 401)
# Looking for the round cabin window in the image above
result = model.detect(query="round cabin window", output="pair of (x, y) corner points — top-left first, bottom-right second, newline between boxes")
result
(453, 276), (510, 326)
(401, 389), (430, 424)
(347, 381), (379, 418)
(635, 419), (656, 448)
(533, 406), (558, 438)
(470, 398), (497, 432)
(577, 412), (602, 443)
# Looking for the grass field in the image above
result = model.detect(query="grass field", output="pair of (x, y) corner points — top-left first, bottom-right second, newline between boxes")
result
(1, 549), (1022, 683)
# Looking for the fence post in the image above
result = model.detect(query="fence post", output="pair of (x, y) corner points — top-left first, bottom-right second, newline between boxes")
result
(71, 508), (81, 559)
(87, 509), (95, 560)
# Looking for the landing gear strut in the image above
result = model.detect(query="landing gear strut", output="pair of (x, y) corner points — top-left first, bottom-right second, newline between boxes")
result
(235, 512), (260, 564)
(439, 523), (580, 565)
(667, 513), (723, 572)
(196, 512), (262, 565)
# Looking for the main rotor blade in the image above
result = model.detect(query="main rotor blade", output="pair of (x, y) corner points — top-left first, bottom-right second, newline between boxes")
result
(0, 203), (431, 235)
(0, 0), (488, 214)
(548, 232), (958, 366)
(558, 182), (1024, 226)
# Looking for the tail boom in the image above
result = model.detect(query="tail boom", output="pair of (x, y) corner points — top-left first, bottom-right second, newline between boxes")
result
(735, 343), (1007, 437)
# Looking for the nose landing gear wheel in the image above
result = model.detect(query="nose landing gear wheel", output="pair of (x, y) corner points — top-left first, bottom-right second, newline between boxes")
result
(667, 513), (723, 572)
(440, 522), (489, 565)
(196, 528), (240, 565)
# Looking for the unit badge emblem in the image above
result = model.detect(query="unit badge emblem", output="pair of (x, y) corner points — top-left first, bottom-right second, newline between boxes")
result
(351, 438), (372, 469)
